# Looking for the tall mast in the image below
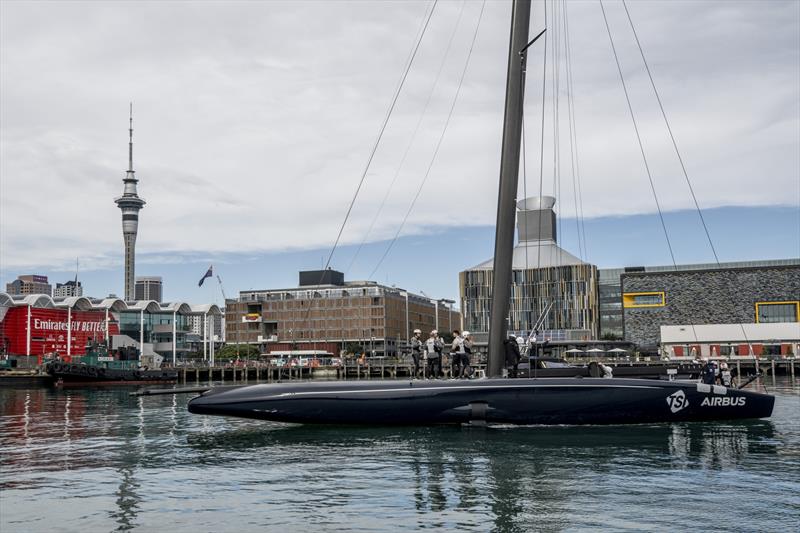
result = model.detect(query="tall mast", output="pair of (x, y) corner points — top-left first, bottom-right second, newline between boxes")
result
(487, 0), (532, 378)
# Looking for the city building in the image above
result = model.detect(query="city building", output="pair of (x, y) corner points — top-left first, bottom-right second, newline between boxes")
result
(225, 269), (460, 357)
(135, 276), (163, 303)
(6, 275), (52, 297)
(459, 196), (598, 342)
(598, 259), (800, 340)
(188, 310), (225, 342)
(114, 106), (146, 301)
(53, 280), (83, 298)
(621, 261), (800, 350)
(0, 292), (221, 364)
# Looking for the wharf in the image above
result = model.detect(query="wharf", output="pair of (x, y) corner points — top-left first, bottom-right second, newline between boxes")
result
(170, 357), (798, 385)
(0, 357), (795, 387)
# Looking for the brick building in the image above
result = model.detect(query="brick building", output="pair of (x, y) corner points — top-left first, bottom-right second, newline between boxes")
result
(225, 270), (460, 357)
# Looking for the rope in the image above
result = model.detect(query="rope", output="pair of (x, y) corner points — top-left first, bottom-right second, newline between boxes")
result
(599, 0), (676, 267)
(320, 0), (437, 277)
(621, 0), (758, 361)
(345, 0), (467, 276)
(368, 0), (487, 280)
(303, 0), (438, 350)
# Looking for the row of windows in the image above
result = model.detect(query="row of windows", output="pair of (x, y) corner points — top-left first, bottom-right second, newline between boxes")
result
(622, 292), (800, 324)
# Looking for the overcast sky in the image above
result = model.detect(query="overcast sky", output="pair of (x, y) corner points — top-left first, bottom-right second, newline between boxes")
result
(1, 0), (798, 301)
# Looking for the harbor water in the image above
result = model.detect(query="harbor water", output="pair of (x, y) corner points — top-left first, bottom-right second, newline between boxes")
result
(1, 378), (798, 532)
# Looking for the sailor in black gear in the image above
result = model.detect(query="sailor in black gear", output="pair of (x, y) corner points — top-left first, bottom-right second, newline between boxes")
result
(701, 358), (717, 385)
(425, 330), (443, 379)
(410, 329), (423, 378)
(503, 334), (521, 378)
(460, 331), (473, 378)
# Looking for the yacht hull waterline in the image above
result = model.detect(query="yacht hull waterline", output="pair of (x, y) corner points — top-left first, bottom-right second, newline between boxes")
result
(186, 378), (774, 425)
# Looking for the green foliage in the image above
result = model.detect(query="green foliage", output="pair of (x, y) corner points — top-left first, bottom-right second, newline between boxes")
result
(217, 344), (260, 359)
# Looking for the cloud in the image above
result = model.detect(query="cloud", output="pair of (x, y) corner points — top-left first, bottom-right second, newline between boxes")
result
(1, 0), (798, 273)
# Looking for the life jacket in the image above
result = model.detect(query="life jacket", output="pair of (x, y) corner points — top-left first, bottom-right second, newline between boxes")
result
(426, 338), (439, 358)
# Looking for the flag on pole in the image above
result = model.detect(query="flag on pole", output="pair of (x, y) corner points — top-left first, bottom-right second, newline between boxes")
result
(198, 266), (213, 287)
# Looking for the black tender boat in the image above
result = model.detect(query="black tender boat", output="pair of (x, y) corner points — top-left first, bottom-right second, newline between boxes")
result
(46, 361), (177, 385)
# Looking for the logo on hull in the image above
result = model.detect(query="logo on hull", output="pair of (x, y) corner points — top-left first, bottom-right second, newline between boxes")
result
(701, 396), (746, 407)
(666, 390), (689, 413)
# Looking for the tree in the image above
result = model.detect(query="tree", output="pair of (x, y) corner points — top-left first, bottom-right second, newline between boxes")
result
(217, 344), (260, 359)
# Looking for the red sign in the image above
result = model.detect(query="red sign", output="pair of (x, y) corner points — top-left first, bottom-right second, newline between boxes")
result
(0, 307), (120, 362)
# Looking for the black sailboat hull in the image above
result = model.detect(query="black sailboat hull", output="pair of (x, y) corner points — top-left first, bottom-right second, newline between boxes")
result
(187, 378), (774, 425)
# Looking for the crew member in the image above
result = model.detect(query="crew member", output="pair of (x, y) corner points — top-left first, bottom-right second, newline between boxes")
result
(719, 361), (733, 387)
(461, 331), (473, 378)
(451, 330), (464, 378)
(701, 358), (716, 385)
(503, 334), (521, 378)
(425, 330), (443, 379)
(410, 329), (423, 378)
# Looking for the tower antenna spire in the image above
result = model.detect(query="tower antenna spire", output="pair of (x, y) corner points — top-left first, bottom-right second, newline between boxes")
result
(128, 102), (134, 172)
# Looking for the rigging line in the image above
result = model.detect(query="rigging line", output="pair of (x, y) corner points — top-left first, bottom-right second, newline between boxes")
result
(601, 0), (700, 352)
(535, 0), (549, 337)
(521, 58), (529, 274)
(345, 0), (468, 276)
(368, 0), (487, 281)
(304, 0), (437, 340)
(599, 0), (677, 268)
(321, 0), (437, 273)
(620, 0), (718, 264)
(536, 0), (549, 277)
(563, 0), (588, 260)
(562, 0), (583, 262)
(549, 0), (561, 271)
(622, 0), (758, 357)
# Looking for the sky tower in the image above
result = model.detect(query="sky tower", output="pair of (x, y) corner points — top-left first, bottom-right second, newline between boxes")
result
(114, 104), (146, 301)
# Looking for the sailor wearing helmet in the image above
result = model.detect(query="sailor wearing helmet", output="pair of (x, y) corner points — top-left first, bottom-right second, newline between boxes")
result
(503, 333), (521, 378)
(410, 329), (423, 378)
(425, 330), (443, 378)
(460, 331), (474, 378)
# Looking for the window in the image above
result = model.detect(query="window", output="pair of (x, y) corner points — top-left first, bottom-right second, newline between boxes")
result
(755, 301), (799, 323)
(623, 291), (665, 308)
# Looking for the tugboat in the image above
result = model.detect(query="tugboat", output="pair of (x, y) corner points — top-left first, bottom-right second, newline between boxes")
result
(46, 339), (177, 386)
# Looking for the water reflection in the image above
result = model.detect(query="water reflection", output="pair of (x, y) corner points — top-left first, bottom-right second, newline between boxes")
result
(110, 463), (141, 532)
(186, 421), (778, 531)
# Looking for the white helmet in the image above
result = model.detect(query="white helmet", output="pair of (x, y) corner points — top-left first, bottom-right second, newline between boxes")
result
(413, 329), (422, 335)
(516, 337), (525, 344)
(463, 331), (471, 337)
(431, 329), (438, 335)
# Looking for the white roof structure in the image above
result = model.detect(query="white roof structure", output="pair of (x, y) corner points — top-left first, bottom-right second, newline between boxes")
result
(0, 292), (221, 317)
(91, 298), (128, 311)
(467, 195), (588, 270)
(469, 241), (586, 270)
(54, 296), (94, 310)
(162, 302), (193, 314)
(126, 300), (163, 313)
(661, 323), (800, 344)
(190, 304), (222, 316)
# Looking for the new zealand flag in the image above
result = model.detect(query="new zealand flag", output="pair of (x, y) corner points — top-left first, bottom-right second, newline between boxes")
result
(198, 266), (213, 287)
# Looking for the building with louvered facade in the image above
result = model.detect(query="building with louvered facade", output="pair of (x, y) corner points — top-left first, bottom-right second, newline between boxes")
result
(459, 196), (599, 342)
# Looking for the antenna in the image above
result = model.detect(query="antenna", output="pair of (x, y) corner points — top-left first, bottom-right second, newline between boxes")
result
(128, 102), (134, 173)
